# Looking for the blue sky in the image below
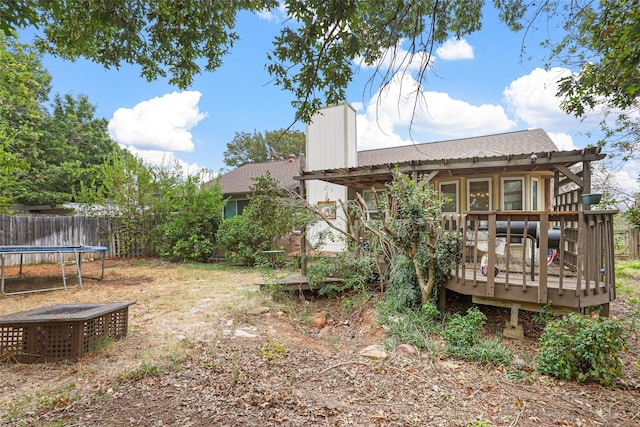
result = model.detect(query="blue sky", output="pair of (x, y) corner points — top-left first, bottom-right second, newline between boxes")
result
(19, 5), (640, 195)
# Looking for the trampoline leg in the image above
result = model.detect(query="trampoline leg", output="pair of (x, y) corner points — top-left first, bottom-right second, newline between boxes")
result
(76, 250), (83, 288)
(59, 251), (67, 290)
(100, 250), (105, 280)
(1, 254), (5, 295)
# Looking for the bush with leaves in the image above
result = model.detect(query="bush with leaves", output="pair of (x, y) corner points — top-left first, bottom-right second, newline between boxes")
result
(87, 150), (180, 257)
(384, 255), (421, 312)
(537, 313), (626, 385)
(442, 307), (512, 366)
(248, 172), (314, 247)
(335, 252), (377, 290)
(381, 232), (463, 312)
(307, 252), (377, 296)
(360, 173), (463, 305)
(379, 303), (446, 351)
(625, 205), (640, 230)
(215, 209), (272, 265)
(306, 254), (337, 291)
(443, 307), (486, 352)
(157, 177), (225, 262)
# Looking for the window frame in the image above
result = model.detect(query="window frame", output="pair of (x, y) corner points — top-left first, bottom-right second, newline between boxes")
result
(467, 178), (492, 212)
(362, 189), (383, 214)
(500, 177), (525, 211)
(439, 180), (459, 213)
(531, 177), (540, 211)
(223, 198), (249, 219)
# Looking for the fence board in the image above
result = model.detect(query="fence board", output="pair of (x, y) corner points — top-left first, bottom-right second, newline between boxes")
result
(0, 214), (115, 266)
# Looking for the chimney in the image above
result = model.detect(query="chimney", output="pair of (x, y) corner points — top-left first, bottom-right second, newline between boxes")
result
(287, 153), (296, 163)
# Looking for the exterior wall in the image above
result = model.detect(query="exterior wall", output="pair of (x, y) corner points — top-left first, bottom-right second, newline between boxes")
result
(433, 172), (553, 213)
(354, 173), (554, 218)
(305, 104), (357, 252)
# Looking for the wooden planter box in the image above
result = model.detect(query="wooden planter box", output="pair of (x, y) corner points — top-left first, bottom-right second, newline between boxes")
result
(0, 302), (135, 363)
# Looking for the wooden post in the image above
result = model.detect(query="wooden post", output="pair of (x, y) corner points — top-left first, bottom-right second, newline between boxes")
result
(538, 213), (549, 304)
(487, 213), (496, 297)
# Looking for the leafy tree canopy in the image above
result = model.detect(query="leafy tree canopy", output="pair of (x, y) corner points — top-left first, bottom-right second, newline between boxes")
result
(248, 172), (313, 239)
(12, 93), (119, 206)
(0, 33), (121, 207)
(3, 1), (638, 152)
(223, 129), (305, 168)
(0, 1), (582, 124)
(548, 0), (640, 158)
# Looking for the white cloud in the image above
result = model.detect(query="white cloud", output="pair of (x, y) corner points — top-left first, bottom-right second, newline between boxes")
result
(353, 66), (615, 155)
(436, 38), (474, 60)
(108, 91), (207, 152)
(356, 73), (516, 150)
(257, 2), (287, 22)
(502, 67), (593, 132)
(355, 41), (433, 73)
(615, 169), (639, 192)
(616, 159), (640, 187)
(122, 145), (206, 177)
(546, 132), (577, 150)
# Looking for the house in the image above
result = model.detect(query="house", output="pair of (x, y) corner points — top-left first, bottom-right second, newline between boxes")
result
(295, 103), (617, 322)
(216, 154), (303, 256)
(216, 154), (301, 218)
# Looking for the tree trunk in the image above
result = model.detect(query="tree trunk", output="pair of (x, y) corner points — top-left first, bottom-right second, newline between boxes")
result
(415, 259), (431, 306)
(416, 222), (438, 305)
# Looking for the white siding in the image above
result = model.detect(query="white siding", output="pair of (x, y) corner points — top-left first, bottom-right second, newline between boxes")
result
(306, 103), (357, 170)
(305, 103), (357, 252)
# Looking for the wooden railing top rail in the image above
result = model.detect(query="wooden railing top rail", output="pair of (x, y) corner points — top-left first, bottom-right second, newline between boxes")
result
(459, 210), (618, 217)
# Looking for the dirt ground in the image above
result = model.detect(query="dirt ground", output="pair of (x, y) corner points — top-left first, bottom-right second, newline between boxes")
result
(0, 259), (639, 426)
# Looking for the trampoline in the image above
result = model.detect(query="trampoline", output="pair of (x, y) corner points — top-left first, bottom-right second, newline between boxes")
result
(0, 245), (108, 295)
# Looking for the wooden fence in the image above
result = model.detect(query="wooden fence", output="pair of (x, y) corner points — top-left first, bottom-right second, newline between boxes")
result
(0, 214), (117, 266)
(614, 227), (640, 260)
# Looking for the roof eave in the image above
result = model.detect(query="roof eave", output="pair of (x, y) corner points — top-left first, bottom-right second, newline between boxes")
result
(295, 148), (606, 186)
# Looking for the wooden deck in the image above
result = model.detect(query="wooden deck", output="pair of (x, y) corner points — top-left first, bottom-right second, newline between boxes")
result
(441, 211), (617, 313)
(444, 266), (612, 312)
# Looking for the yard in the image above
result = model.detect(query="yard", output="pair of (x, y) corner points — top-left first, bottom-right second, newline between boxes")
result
(0, 258), (639, 426)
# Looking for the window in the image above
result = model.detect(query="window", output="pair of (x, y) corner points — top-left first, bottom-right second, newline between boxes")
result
(501, 178), (524, 211)
(467, 178), (492, 211)
(439, 181), (458, 213)
(363, 190), (385, 217)
(363, 190), (378, 212)
(223, 199), (249, 219)
(531, 178), (539, 211)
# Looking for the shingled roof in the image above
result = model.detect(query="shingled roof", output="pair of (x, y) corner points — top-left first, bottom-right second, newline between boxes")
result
(357, 129), (558, 166)
(218, 129), (564, 193)
(217, 158), (301, 195)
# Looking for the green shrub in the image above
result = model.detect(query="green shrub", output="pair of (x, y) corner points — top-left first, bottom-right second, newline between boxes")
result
(306, 254), (338, 293)
(443, 307), (486, 352)
(466, 338), (513, 366)
(308, 253), (377, 296)
(432, 231), (464, 285)
(537, 313), (626, 385)
(383, 232), (462, 311)
(385, 255), (421, 311)
(215, 213), (271, 265)
(335, 253), (377, 291)
(441, 307), (513, 366)
(380, 303), (445, 350)
(156, 176), (225, 262)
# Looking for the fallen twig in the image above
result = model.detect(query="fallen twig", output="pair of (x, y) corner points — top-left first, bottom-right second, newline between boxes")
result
(510, 401), (526, 427)
(319, 361), (370, 374)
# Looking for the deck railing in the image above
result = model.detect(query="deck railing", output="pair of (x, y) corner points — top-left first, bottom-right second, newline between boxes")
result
(441, 211), (617, 307)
